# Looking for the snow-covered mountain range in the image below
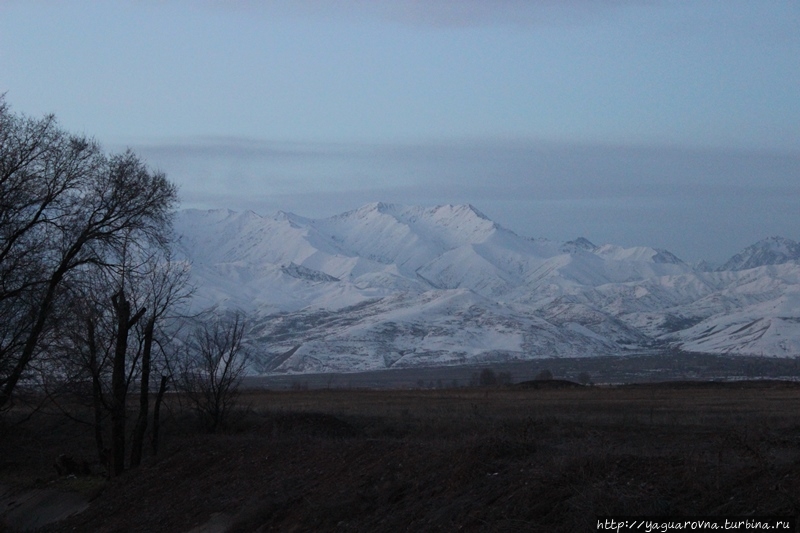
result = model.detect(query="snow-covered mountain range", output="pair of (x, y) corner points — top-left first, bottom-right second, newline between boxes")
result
(173, 203), (800, 373)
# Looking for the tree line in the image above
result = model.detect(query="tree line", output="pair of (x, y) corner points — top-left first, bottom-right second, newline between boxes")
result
(0, 97), (248, 476)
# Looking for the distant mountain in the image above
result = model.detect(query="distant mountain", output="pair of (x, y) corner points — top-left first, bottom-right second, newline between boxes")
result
(561, 237), (597, 254)
(173, 204), (800, 373)
(718, 236), (800, 271)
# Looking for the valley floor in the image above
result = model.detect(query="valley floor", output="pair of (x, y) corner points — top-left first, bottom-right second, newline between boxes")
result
(3, 382), (800, 532)
(243, 351), (800, 390)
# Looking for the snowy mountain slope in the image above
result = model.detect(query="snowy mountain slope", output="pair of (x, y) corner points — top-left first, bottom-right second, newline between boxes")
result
(718, 236), (800, 271)
(250, 289), (648, 374)
(173, 204), (800, 372)
(665, 288), (800, 356)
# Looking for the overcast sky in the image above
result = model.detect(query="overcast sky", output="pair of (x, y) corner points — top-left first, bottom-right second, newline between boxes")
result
(1, 1), (798, 263)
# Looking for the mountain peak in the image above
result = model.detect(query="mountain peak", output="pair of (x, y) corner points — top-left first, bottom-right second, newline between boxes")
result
(361, 201), (395, 213)
(272, 210), (310, 227)
(332, 203), (496, 232)
(718, 236), (800, 271)
(351, 202), (488, 218)
(334, 202), (399, 221)
(455, 203), (489, 219)
(562, 237), (597, 253)
(651, 248), (685, 265)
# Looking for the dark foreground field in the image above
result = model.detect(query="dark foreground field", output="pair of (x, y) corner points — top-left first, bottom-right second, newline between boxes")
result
(3, 381), (800, 532)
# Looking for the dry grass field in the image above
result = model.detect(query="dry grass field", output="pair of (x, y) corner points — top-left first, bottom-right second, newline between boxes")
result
(3, 381), (800, 532)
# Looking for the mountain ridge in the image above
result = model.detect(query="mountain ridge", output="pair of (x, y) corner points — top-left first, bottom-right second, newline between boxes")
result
(718, 236), (800, 272)
(173, 204), (800, 373)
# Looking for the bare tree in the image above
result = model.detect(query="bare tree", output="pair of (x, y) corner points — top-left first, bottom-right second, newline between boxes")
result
(49, 269), (116, 464)
(38, 245), (191, 474)
(128, 251), (192, 468)
(177, 312), (249, 433)
(0, 97), (178, 411)
(109, 288), (146, 476)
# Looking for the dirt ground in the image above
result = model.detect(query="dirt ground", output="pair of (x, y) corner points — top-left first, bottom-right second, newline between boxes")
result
(2, 381), (800, 532)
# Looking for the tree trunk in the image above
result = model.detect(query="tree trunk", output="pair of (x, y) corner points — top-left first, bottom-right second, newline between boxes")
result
(130, 316), (154, 468)
(87, 318), (106, 465)
(151, 375), (168, 456)
(110, 291), (130, 477)
(110, 290), (145, 477)
(0, 263), (68, 410)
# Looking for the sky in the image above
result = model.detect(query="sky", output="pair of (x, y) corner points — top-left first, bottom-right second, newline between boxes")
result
(1, 0), (798, 264)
